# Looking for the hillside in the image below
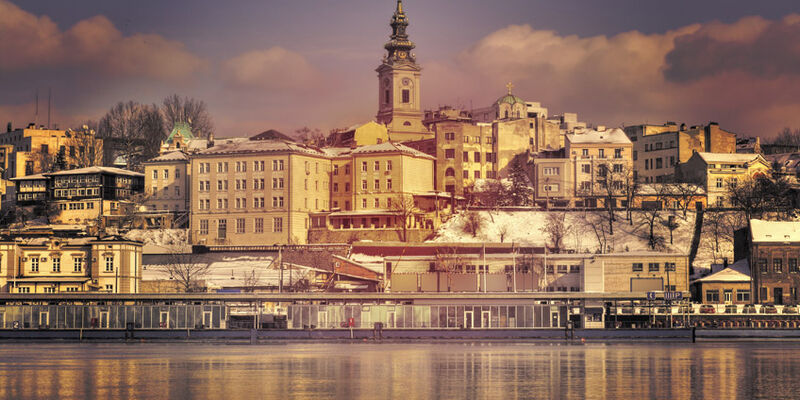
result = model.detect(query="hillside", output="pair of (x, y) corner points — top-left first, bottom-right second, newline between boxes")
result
(430, 210), (735, 272)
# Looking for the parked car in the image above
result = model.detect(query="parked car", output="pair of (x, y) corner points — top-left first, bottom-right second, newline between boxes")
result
(724, 305), (738, 314)
(699, 305), (716, 314)
(760, 305), (778, 314)
(742, 304), (757, 314)
(783, 306), (798, 314)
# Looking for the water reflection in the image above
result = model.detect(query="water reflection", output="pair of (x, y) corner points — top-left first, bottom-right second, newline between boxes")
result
(0, 342), (798, 399)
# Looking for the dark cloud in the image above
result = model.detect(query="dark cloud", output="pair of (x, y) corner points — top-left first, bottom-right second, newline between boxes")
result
(664, 15), (800, 82)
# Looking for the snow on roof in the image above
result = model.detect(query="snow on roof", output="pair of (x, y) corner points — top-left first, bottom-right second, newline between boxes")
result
(10, 173), (48, 181)
(48, 166), (144, 177)
(638, 183), (706, 196)
(696, 152), (764, 164)
(566, 128), (631, 145)
(692, 259), (750, 283)
(146, 151), (188, 163)
(349, 142), (435, 159)
(750, 219), (800, 243)
(198, 138), (327, 157)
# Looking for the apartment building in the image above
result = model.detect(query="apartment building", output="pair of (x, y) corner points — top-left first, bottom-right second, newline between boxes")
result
(0, 235), (143, 293)
(624, 122), (737, 183)
(677, 152), (770, 207)
(0, 124), (102, 179)
(746, 219), (800, 305)
(532, 128), (633, 208)
(11, 166), (144, 225)
(311, 142), (441, 242)
(190, 137), (330, 245)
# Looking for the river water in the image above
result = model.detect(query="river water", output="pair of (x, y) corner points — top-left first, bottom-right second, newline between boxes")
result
(0, 341), (797, 399)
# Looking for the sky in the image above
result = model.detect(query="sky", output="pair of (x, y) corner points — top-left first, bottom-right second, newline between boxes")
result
(1, 0), (799, 139)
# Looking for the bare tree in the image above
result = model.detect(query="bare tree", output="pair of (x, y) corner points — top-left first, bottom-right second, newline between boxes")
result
(639, 185), (669, 250)
(293, 126), (325, 146)
(434, 245), (465, 292)
(703, 211), (727, 254)
(160, 250), (211, 293)
(727, 175), (795, 221)
(98, 101), (165, 171)
(27, 146), (57, 173)
(589, 161), (632, 235)
(390, 194), (418, 242)
(498, 224), (509, 243)
(772, 127), (800, 146)
(64, 128), (103, 168)
(161, 94), (214, 139)
(242, 269), (262, 292)
(540, 212), (572, 253)
(462, 210), (484, 238)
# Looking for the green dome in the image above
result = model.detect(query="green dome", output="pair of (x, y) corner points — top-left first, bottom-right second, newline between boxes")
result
(496, 94), (525, 106)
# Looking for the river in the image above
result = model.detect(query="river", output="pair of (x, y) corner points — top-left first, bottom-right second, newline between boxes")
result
(0, 341), (797, 399)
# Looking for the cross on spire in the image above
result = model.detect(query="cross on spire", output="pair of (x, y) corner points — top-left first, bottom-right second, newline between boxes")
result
(506, 82), (514, 94)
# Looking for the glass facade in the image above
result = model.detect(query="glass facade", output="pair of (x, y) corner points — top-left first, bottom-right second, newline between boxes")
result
(287, 304), (567, 330)
(0, 305), (226, 330)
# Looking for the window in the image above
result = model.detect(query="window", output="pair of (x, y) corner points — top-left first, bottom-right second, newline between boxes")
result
(361, 161), (368, 172)
(665, 262), (676, 272)
(106, 284), (114, 292)
(252, 218), (264, 234)
(175, 187), (180, 196)
(387, 161), (392, 171)
(543, 167), (559, 176)
(648, 263), (659, 271)
(790, 258), (798, 272)
(52, 257), (61, 272)
(402, 89), (410, 103)
(716, 178), (723, 188)
(333, 183), (339, 192)
(200, 220), (209, 235)
(614, 148), (622, 159)
(706, 290), (720, 303)
(557, 265), (568, 273)
(374, 179), (380, 190)
(464, 136), (470, 143)
(774, 258), (783, 273)
(387, 179), (392, 190)
(345, 183), (351, 192)
(581, 164), (590, 174)
(74, 257), (83, 272)
(580, 181), (591, 191)
(598, 149), (605, 158)
(273, 217), (283, 232)
(152, 170), (158, 180)
(570, 265), (581, 273)
(236, 218), (245, 233)
(474, 152), (481, 163)
(272, 196), (284, 207)
(333, 165), (339, 175)
(474, 171), (481, 179)
(218, 219), (227, 239)
(31, 257), (39, 272)
(759, 258), (768, 273)
(361, 198), (367, 208)
(582, 149), (589, 157)
(217, 162), (228, 173)
(445, 132), (455, 141)
(463, 152), (469, 162)
(164, 169), (169, 179)
(737, 290), (750, 302)
(445, 149), (455, 159)
(632, 263), (643, 272)
(345, 164), (351, 175)
(656, 158), (663, 169)
(105, 256), (114, 272)
(613, 164), (623, 173)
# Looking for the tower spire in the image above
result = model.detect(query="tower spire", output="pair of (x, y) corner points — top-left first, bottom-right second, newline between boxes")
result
(384, 0), (415, 64)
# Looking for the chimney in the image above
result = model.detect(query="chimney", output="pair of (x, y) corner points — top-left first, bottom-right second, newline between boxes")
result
(207, 132), (215, 148)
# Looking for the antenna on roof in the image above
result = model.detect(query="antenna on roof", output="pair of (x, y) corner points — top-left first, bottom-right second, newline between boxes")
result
(47, 87), (51, 130)
(34, 89), (38, 127)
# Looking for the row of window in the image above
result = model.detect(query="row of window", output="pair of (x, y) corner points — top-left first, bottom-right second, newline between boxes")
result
(150, 186), (180, 197)
(443, 168), (497, 180)
(151, 168), (181, 180)
(198, 217), (283, 236)
(54, 188), (100, 198)
(643, 156), (676, 170)
(758, 258), (800, 273)
(632, 262), (677, 272)
(643, 141), (675, 152)
(443, 132), (495, 144)
(198, 160), (286, 174)
(197, 196), (284, 210)
(576, 148), (625, 159)
(58, 202), (95, 211)
(23, 256), (117, 273)
(546, 265), (582, 274)
(705, 289), (750, 303)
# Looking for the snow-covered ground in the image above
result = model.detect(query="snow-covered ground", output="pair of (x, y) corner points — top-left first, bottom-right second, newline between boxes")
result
(125, 229), (190, 253)
(429, 210), (736, 273)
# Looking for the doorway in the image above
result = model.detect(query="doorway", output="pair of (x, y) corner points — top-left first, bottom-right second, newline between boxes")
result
(481, 311), (491, 328)
(774, 288), (784, 305)
(160, 311), (169, 328)
(551, 311), (559, 328)
(387, 311), (396, 328)
(39, 311), (49, 328)
(464, 311), (474, 329)
(99, 311), (109, 328)
(203, 311), (212, 328)
(724, 290), (732, 304)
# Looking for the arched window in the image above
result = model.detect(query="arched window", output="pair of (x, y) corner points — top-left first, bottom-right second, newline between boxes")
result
(504, 110), (509, 119)
(403, 121), (411, 127)
(445, 167), (455, 177)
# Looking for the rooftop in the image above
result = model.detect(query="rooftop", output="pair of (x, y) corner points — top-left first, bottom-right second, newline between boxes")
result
(692, 259), (750, 283)
(750, 219), (800, 243)
(566, 128), (631, 145)
(197, 138), (326, 157)
(47, 166), (144, 177)
(696, 152), (765, 164)
(146, 151), (188, 163)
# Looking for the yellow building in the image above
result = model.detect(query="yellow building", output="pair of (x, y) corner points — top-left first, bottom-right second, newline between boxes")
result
(0, 235), (143, 293)
(0, 124), (102, 179)
(677, 152), (771, 207)
(325, 121), (389, 147)
(533, 128), (634, 208)
(312, 142), (442, 242)
(190, 136), (330, 245)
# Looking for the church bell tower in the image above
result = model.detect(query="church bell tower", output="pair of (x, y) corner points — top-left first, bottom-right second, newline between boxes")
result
(376, 0), (429, 141)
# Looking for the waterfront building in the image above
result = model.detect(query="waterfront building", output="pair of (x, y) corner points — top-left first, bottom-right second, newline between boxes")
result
(0, 123), (103, 179)
(142, 151), (191, 228)
(0, 234), (143, 293)
(623, 122), (737, 183)
(676, 152), (771, 207)
(310, 142), (446, 243)
(532, 128), (633, 208)
(691, 260), (751, 304)
(350, 242), (689, 294)
(190, 134), (330, 245)
(375, 1), (431, 142)
(11, 166), (144, 226)
(746, 219), (800, 305)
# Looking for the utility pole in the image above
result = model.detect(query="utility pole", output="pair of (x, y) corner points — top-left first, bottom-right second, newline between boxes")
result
(278, 248), (283, 293)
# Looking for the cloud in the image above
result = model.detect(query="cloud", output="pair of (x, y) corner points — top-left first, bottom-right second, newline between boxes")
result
(423, 16), (800, 138)
(664, 15), (800, 82)
(220, 47), (320, 91)
(0, 0), (205, 80)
